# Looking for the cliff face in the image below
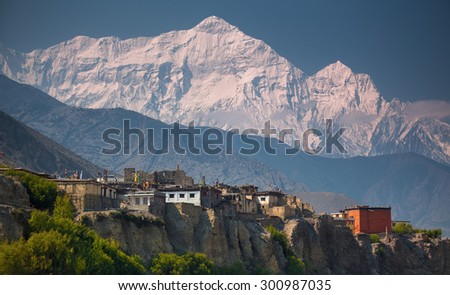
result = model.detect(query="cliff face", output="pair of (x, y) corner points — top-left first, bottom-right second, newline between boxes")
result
(0, 175), (30, 243)
(78, 205), (450, 274)
(284, 216), (450, 275)
(81, 203), (286, 273)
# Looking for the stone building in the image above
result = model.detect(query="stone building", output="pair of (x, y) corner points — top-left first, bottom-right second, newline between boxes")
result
(253, 191), (285, 212)
(265, 205), (297, 221)
(215, 183), (257, 214)
(123, 166), (194, 187)
(54, 179), (118, 213)
(230, 194), (258, 214)
(239, 184), (258, 195)
(124, 190), (166, 217)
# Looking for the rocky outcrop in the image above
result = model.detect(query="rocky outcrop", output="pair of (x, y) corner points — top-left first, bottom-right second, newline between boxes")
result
(80, 203), (286, 273)
(0, 175), (30, 207)
(77, 210), (172, 263)
(0, 205), (29, 243)
(371, 235), (450, 274)
(0, 175), (30, 243)
(2, 194), (448, 274)
(80, 205), (450, 274)
(164, 203), (285, 273)
(284, 216), (450, 274)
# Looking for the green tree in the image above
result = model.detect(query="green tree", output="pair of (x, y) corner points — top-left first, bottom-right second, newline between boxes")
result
(150, 252), (216, 275)
(266, 225), (305, 274)
(218, 262), (247, 275)
(5, 170), (58, 210)
(0, 199), (146, 274)
(53, 195), (74, 219)
(392, 222), (415, 235)
(369, 234), (380, 243)
(0, 230), (74, 274)
(285, 255), (306, 275)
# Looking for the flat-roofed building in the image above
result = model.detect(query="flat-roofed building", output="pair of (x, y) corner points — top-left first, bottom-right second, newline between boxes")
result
(342, 206), (392, 235)
(124, 190), (166, 217)
(54, 179), (118, 213)
(253, 191), (285, 212)
(159, 186), (221, 208)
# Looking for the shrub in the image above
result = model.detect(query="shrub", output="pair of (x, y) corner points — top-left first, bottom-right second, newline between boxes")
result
(285, 255), (306, 275)
(0, 230), (74, 274)
(0, 199), (146, 274)
(5, 170), (58, 210)
(392, 223), (415, 235)
(393, 222), (442, 239)
(218, 262), (247, 275)
(266, 225), (305, 274)
(150, 252), (216, 275)
(369, 234), (380, 243)
(418, 229), (442, 239)
(53, 195), (74, 219)
(80, 215), (92, 227)
(266, 225), (292, 256)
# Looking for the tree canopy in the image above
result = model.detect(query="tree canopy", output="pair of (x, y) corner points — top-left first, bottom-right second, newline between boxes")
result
(4, 170), (58, 210)
(0, 196), (145, 274)
(150, 252), (216, 275)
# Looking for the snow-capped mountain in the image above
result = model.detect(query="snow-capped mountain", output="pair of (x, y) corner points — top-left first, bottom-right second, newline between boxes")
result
(1, 16), (449, 163)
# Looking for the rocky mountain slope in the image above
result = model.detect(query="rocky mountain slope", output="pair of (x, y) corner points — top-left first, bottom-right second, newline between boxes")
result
(1, 16), (449, 164)
(1, 75), (450, 235)
(0, 110), (101, 178)
(0, 75), (306, 194)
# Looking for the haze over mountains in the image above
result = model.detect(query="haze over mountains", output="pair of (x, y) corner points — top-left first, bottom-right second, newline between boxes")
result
(1, 16), (449, 164)
(0, 110), (101, 178)
(1, 75), (450, 236)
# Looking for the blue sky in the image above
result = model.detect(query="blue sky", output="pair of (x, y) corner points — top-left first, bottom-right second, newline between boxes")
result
(1, 0), (449, 102)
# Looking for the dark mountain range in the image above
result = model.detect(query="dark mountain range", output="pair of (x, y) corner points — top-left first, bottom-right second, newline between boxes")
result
(0, 110), (101, 178)
(1, 75), (449, 235)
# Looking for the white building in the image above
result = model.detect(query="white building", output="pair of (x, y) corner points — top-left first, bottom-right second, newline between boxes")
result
(159, 186), (221, 208)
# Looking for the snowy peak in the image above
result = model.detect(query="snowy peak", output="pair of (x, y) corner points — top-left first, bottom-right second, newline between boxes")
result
(0, 16), (449, 165)
(315, 60), (353, 80)
(193, 16), (237, 34)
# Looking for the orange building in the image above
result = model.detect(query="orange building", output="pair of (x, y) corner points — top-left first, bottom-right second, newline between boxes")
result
(342, 206), (392, 235)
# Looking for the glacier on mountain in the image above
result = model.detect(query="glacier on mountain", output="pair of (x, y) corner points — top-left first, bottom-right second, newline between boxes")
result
(1, 16), (449, 164)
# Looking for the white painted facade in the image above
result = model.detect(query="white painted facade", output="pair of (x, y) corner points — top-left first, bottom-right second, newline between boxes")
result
(164, 190), (201, 206)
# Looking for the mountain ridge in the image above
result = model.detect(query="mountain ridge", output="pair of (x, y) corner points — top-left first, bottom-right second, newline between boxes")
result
(1, 16), (448, 164)
(0, 110), (102, 177)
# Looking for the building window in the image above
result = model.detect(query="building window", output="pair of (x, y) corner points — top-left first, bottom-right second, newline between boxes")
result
(169, 194), (175, 199)
(143, 197), (148, 205)
(135, 198), (140, 205)
(260, 197), (266, 202)
(180, 193), (185, 198)
(189, 193), (195, 198)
